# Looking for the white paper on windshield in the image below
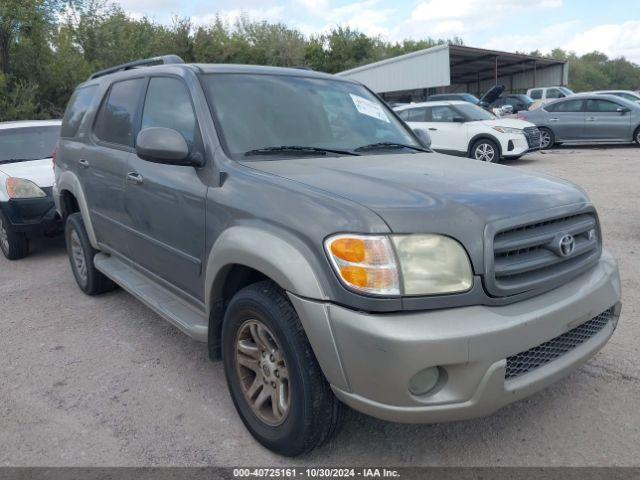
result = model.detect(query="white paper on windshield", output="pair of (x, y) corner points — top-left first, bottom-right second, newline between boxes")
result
(350, 94), (390, 123)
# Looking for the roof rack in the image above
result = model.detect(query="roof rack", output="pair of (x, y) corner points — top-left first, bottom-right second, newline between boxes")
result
(89, 55), (185, 80)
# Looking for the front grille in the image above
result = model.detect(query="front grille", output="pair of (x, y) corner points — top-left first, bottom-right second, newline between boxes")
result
(488, 212), (601, 296)
(523, 126), (541, 149)
(505, 307), (613, 380)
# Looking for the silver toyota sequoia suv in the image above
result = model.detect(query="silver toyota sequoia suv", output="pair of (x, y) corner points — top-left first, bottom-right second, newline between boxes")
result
(54, 55), (622, 456)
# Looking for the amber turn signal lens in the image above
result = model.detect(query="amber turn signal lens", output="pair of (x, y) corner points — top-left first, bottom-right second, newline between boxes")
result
(339, 266), (369, 288)
(330, 237), (366, 263)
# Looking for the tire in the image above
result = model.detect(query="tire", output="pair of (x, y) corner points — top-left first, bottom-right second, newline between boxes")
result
(470, 138), (499, 162)
(222, 280), (342, 456)
(539, 127), (555, 150)
(0, 211), (29, 260)
(634, 126), (640, 146)
(65, 213), (116, 295)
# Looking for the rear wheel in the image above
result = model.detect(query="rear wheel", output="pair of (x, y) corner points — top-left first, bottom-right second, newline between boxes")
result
(222, 280), (342, 456)
(470, 139), (499, 162)
(0, 211), (29, 260)
(65, 213), (116, 295)
(539, 127), (555, 150)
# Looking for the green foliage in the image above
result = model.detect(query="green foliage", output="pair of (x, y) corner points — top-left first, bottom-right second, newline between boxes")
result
(0, 0), (639, 121)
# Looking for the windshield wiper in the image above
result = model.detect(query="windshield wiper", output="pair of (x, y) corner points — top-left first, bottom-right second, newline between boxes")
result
(0, 156), (50, 165)
(354, 142), (430, 153)
(244, 146), (359, 157)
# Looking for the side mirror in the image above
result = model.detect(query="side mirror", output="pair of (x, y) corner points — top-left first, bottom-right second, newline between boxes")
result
(502, 104), (514, 114)
(452, 116), (466, 123)
(135, 127), (192, 165)
(412, 128), (431, 149)
(617, 107), (630, 113)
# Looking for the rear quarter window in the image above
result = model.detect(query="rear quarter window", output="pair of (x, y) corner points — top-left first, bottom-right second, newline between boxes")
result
(61, 85), (98, 138)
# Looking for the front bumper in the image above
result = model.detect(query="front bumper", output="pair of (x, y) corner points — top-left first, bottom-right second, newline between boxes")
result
(0, 191), (61, 236)
(289, 249), (621, 423)
(501, 134), (540, 157)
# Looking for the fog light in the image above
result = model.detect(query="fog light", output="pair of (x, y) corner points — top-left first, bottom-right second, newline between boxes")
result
(408, 366), (440, 396)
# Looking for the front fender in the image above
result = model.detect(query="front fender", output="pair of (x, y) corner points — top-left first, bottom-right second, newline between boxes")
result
(204, 225), (328, 312)
(55, 170), (99, 249)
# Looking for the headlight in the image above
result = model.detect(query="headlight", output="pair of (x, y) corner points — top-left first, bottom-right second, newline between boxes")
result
(325, 233), (472, 296)
(492, 126), (523, 134)
(6, 178), (46, 199)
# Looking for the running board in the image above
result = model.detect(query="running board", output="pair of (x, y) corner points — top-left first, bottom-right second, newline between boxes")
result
(93, 253), (208, 342)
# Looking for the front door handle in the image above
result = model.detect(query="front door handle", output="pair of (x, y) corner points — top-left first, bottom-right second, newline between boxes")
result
(126, 172), (144, 185)
(428, 127), (437, 131)
(586, 116), (596, 121)
(549, 118), (559, 122)
(78, 159), (89, 168)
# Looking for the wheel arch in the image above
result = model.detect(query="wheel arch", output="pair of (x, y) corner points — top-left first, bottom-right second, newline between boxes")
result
(468, 133), (503, 158)
(204, 225), (329, 361)
(55, 171), (99, 249)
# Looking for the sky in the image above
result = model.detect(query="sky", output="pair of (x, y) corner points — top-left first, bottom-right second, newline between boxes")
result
(117, 0), (640, 63)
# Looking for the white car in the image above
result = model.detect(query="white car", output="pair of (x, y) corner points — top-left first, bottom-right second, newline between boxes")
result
(394, 101), (541, 162)
(0, 120), (62, 259)
(587, 90), (640, 104)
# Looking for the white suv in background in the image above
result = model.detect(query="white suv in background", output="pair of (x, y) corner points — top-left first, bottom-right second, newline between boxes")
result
(395, 101), (541, 162)
(527, 86), (574, 109)
(0, 120), (62, 259)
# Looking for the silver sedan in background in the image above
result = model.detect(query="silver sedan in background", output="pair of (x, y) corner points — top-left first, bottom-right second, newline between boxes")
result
(518, 94), (640, 149)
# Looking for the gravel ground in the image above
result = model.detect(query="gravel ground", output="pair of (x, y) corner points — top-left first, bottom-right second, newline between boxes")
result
(1, 144), (639, 467)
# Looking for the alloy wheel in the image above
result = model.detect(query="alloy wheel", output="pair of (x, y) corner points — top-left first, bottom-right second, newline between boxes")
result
(540, 130), (552, 149)
(474, 143), (495, 162)
(70, 229), (88, 286)
(235, 319), (290, 426)
(0, 216), (9, 254)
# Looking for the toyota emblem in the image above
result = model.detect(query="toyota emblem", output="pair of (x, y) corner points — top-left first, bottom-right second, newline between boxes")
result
(558, 234), (576, 257)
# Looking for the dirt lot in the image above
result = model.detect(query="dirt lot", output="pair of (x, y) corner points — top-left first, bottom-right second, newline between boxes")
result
(1, 144), (639, 466)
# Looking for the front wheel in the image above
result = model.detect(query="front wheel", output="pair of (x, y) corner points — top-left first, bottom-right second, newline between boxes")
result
(470, 139), (499, 162)
(222, 280), (342, 456)
(634, 126), (640, 146)
(0, 211), (29, 260)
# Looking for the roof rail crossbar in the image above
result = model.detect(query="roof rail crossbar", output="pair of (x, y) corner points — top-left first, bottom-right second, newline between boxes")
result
(89, 55), (185, 80)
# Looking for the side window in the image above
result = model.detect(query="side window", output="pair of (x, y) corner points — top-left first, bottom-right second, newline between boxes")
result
(94, 78), (146, 147)
(61, 86), (98, 138)
(530, 89), (542, 100)
(430, 106), (456, 122)
(546, 99), (583, 112)
(396, 109), (410, 121)
(546, 88), (563, 99)
(586, 99), (621, 112)
(141, 77), (198, 144)
(407, 107), (428, 122)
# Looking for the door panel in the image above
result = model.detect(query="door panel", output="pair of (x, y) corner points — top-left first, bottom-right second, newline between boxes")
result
(122, 76), (207, 299)
(584, 99), (632, 140)
(84, 78), (146, 255)
(123, 158), (207, 297)
(545, 99), (586, 140)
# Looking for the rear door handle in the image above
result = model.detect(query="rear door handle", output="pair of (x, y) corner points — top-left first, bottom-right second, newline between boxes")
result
(126, 172), (144, 185)
(428, 128), (437, 131)
(586, 116), (596, 121)
(78, 159), (89, 168)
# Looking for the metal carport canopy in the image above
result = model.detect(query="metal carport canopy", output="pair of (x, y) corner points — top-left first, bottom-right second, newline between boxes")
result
(337, 44), (567, 94)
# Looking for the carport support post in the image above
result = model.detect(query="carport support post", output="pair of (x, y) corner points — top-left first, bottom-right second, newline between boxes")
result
(494, 56), (498, 85)
(533, 60), (537, 87)
(477, 72), (481, 96)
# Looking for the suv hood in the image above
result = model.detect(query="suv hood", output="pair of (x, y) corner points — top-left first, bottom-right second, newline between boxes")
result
(0, 158), (54, 189)
(244, 152), (588, 235)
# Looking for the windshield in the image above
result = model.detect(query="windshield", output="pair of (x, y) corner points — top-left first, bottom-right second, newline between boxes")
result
(455, 103), (496, 121)
(461, 94), (480, 104)
(0, 125), (60, 163)
(203, 73), (420, 158)
(560, 87), (574, 96)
